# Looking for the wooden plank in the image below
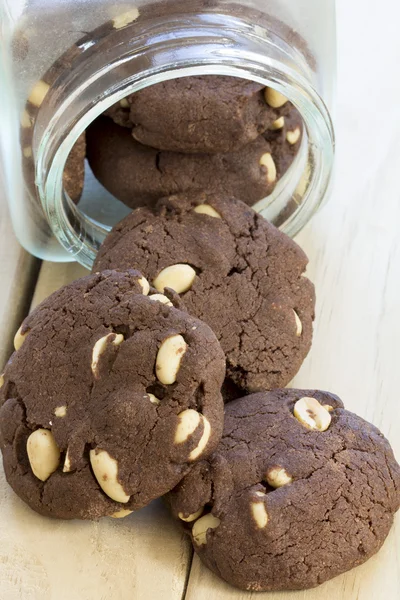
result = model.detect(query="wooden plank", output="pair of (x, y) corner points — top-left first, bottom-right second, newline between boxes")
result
(0, 259), (192, 600)
(0, 489), (191, 600)
(30, 261), (88, 309)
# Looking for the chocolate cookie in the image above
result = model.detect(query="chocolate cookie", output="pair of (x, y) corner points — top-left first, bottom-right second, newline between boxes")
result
(86, 117), (277, 209)
(0, 270), (225, 520)
(93, 194), (315, 392)
(167, 389), (400, 591)
(63, 133), (86, 204)
(106, 76), (276, 154)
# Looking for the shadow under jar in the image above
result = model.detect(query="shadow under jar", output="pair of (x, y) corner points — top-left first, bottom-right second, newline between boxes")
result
(0, 0), (336, 268)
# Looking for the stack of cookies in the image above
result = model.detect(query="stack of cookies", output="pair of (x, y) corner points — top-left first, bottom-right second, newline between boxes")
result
(86, 76), (303, 210)
(2, 78), (399, 593)
(41, 76), (300, 210)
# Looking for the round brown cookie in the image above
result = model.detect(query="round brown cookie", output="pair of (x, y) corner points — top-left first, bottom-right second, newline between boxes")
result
(0, 270), (225, 520)
(105, 89), (304, 183)
(106, 75), (276, 154)
(263, 98), (304, 180)
(167, 389), (400, 591)
(86, 117), (277, 209)
(63, 133), (86, 204)
(93, 194), (315, 392)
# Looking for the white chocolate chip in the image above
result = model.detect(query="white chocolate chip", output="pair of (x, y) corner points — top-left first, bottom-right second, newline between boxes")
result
(20, 110), (32, 128)
(293, 310), (302, 337)
(14, 326), (28, 351)
(189, 416), (211, 461)
(156, 334), (187, 385)
(178, 507), (204, 522)
(119, 98), (129, 108)
(324, 405), (334, 412)
(112, 8), (140, 29)
(153, 264), (196, 295)
(147, 393), (160, 405)
(251, 492), (269, 529)
(138, 276), (150, 295)
(0, 374), (4, 388)
(26, 429), (61, 481)
(23, 147), (32, 158)
(192, 513), (220, 546)
(111, 509), (133, 518)
(266, 467), (292, 488)
(90, 448), (130, 503)
(149, 294), (173, 307)
(294, 397), (332, 431)
(63, 449), (71, 473)
(264, 87), (288, 108)
(28, 80), (50, 107)
(175, 409), (201, 444)
(174, 410), (211, 461)
(259, 153), (277, 184)
(286, 127), (301, 145)
(54, 406), (67, 418)
(193, 204), (222, 219)
(91, 333), (124, 378)
(270, 116), (285, 130)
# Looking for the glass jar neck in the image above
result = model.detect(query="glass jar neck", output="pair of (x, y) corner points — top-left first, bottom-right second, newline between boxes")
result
(35, 11), (334, 269)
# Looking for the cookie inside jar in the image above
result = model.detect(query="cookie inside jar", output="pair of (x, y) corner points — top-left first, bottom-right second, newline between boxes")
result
(15, 2), (333, 266)
(79, 75), (306, 227)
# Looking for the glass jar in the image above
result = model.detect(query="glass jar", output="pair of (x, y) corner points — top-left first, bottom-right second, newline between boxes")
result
(0, 0), (336, 269)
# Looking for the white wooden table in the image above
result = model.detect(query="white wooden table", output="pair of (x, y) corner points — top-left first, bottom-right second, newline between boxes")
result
(0, 1), (399, 598)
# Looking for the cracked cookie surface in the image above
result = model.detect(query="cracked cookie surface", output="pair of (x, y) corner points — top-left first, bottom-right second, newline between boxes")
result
(167, 389), (400, 591)
(0, 270), (225, 520)
(86, 117), (277, 210)
(93, 194), (315, 392)
(106, 75), (276, 154)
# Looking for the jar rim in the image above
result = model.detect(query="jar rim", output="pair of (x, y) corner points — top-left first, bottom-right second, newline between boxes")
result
(36, 11), (335, 268)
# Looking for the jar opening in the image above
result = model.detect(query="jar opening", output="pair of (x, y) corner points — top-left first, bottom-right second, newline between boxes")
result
(30, 11), (334, 268)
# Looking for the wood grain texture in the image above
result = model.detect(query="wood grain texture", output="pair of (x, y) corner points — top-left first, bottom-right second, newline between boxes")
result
(0, 483), (191, 600)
